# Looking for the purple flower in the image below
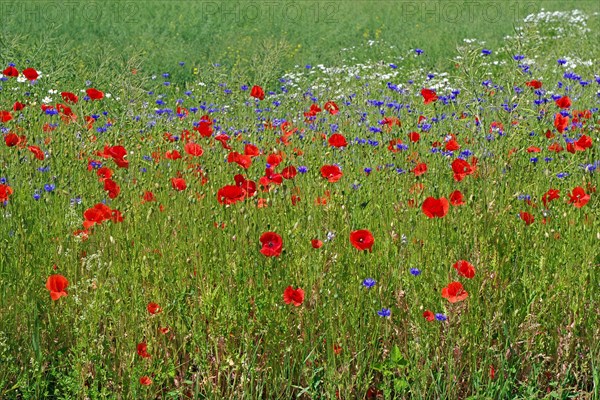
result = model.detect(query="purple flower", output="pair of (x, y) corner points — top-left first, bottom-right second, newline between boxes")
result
(362, 278), (376, 288)
(435, 313), (447, 321)
(378, 308), (391, 317)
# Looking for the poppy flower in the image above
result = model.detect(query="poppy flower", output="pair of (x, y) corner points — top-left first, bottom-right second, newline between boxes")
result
(423, 310), (435, 321)
(86, 88), (104, 100)
(1, 111), (13, 123)
(542, 189), (560, 208)
(554, 113), (569, 133)
(139, 376), (152, 386)
(244, 144), (260, 157)
(194, 120), (213, 137)
(250, 85), (265, 100)
(573, 135), (592, 152)
(281, 166), (297, 180)
(147, 302), (162, 314)
(519, 211), (535, 225)
(142, 191), (155, 202)
(171, 177), (187, 191)
(525, 80), (542, 89)
(453, 260), (475, 279)
(234, 174), (257, 198)
(165, 150), (182, 160)
(182, 142), (203, 157)
(412, 162), (427, 177)
(328, 133), (347, 148)
(445, 139), (460, 151)
(451, 158), (476, 182)
(311, 239), (323, 249)
(217, 185), (245, 205)
(2, 65), (18, 77)
(0, 184), (13, 203)
(441, 281), (468, 303)
(259, 232), (283, 257)
(349, 229), (374, 252)
(283, 286), (305, 306)
(96, 167), (113, 182)
(567, 186), (590, 208)
(320, 165), (343, 183)
(13, 101), (25, 111)
(46, 274), (68, 300)
(228, 152), (252, 169)
(421, 88), (438, 104)
(137, 342), (151, 358)
(61, 91), (78, 104)
(22, 68), (39, 81)
(408, 131), (420, 143)
(324, 101), (339, 115)
(449, 190), (465, 206)
(104, 179), (121, 199)
(555, 96), (571, 109)
(28, 146), (45, 160)
(422, 197), (449, 218)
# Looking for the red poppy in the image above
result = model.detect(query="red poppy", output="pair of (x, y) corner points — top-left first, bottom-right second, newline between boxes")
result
(387, 138), (403, 152)
(165, 150), (181, 160)
(548, 142), (563, 153)
(573, 135), (592, 152)
(217, 185), (245, 205)
(283, 286), (305, 306)
(83, 203), (113, 228)
(441, 281), (468, 303)
(412, 162), (427, 177)
(27, 145), (45, 160)
(519, 211), (535, 225)
(215, 134), (231, 150)
(0, 184), (13, 203)
(525, 80), (542, 89)
(422, 197), (449, 218)
(567, 186), (590, 208)
(451, 158), (476, 182)
(22, 68), (39, 81)
(445, 139), (460, 151)
(171, 177), (187, 191)
(328, 133), (347, 148)
(259, 232), (283, 257)
(194, 120), (213, 137)
(526, 146), (541, 153)
(542, 189), (560, 208)
(349, 229), (374, 252)
(320, 165), (343, 183)
(311, 239), (323, 249)
(1, 110), (12, 123)
(46, 274), (68, 300)
(104, 179), (121, 199)
(266, 153), (283, 168)
(2, 66), (18, 77)
(281, 166), (297, 180)
(452, 260), (475, 279)
(137, 342), (151, 358)
(147, 302), (162, 314)
(142, 191), (155, 202)
(244, 143), (260, 157)
(555, 96), (571, 109)
(554, 113), (569, 133)
(228, 152), (252, 169)
(96, 167), (113, 182)
(421, 88), (438, 104)
(13, 101), (25, 111)
(449, 190), (465, 206)
(250, 85), (265, 100)
(408, 131), (420, 143)
(423, 310), (435, 321)
(324, 101), (339, 115)
(61, 91), (78, 104)
(86, 88), (104, 100)
(139, 376), (152, 386)
(234, 174), (257, 198)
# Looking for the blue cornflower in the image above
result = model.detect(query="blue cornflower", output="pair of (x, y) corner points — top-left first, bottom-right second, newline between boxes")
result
(389, 63), (397, 69)
(557, 59), (567, 65)
(162, 73), (170, 78)
(179, 61), (185, 66)
(415, 48), (423, 55)
(556, 172), (569, 179)
(410, 268), (421, 276)
(513, 54), (525, 61)
(482, 49), (492, 55)
(362, 278), (376, 288)
(33, 191), (41, 201)
(435, 313), (447, 321)
(530, 157), (538, 164)
(70, 197), (82, 206)
(364, 167), (372, 174)
(377, 308), (391, 317)
(305, 64), (312, 69)
(44, 184), (55, 192)
(298, 166), (308, 174)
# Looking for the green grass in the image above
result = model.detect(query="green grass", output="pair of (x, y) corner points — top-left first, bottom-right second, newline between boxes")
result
(0, 2), (599, 400)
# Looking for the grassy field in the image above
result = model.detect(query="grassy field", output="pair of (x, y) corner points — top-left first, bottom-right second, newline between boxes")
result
(1, 1), (599, 400)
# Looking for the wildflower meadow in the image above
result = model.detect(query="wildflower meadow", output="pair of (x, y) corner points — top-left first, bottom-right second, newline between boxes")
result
(0, 2), (599, 399)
